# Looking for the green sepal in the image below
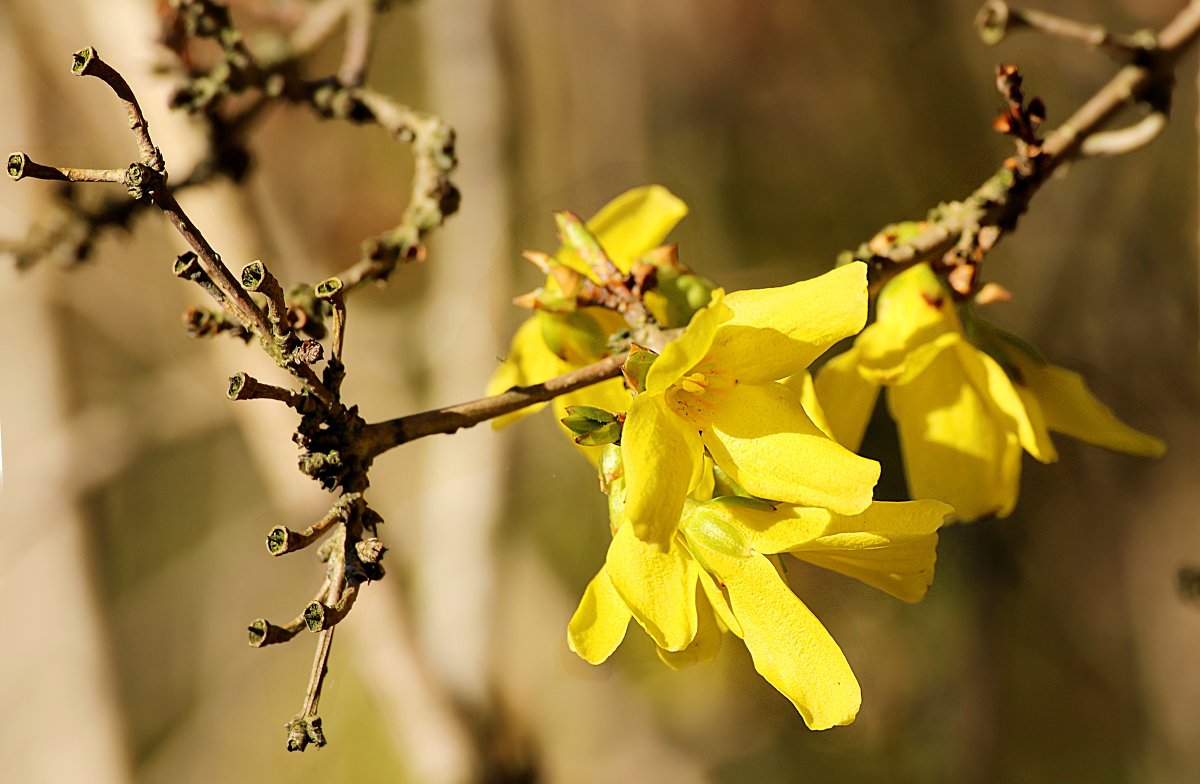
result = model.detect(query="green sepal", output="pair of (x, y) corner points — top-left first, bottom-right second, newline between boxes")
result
(621, 344), (659, 394)
(712, 463), (753, 498)
(555, 211), (613, 280)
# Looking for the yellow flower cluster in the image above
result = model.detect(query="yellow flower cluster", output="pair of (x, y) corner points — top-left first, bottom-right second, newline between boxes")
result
(489, 188), (1164, 729)
(812, 263), (1165, 521)
(490, 188), (952, 729)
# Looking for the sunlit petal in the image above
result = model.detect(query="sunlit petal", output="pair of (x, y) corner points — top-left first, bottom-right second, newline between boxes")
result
(888, 349), (1021, 521)
(557, 185), (689, 279)
(701, 548), (861, 730)
(703, 262), (869, 383)
(622, 394), (702, 547)
(702, 382), (878, 514)
(1012, 353), (1166, 457)
(656, 589), (723, 670)
(645, 290), (732, 394)
(605, 525), (698, 651)
(957, 343), (1057, 464)
(568, 569), (632, 664)
(808, 348), (881, 450)
(787, 500), (951, 602)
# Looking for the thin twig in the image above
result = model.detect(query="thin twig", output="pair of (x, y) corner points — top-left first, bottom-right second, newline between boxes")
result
(856, 0), (1200, 294)
(71, 46), (164, 170)
(360, 352), (628, 459)
(976, 0), (1153, 63)
(338, 0), (375, 87)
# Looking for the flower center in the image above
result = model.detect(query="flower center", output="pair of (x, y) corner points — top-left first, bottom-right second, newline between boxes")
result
(666, 366), (729, 425)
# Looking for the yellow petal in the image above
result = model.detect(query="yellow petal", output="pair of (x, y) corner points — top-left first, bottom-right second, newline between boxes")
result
(567, 569), (632, 664)
(554, 185), (689, 279)
(787, 500), (951, 602)
(622, 393), (703, 548)
(656, 590), (723, 670)
(856, 263), (961, 383)
(689, 454), (716, 501)
(698, 567), (742, 638)
(605, 524), (698, 651)
(701, 548), (861, 730)
(701, 500), (835, 555)
(701, 382), (879, 514)
(1011, 353), (1166, 457)
(956, 342), (1057, 464)
(784, 370), (833, 437)
(487, 316), (565, 428)
(887, 348), (1022, 521)
(703, 263), (869, 384)
(645, 290), (733, 394)
(808, 348), (881, 450)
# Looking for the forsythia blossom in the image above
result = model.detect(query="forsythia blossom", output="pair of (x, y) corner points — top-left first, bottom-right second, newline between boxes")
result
(812, 262), (1166, 521)
(621, 262), (880, 548)
(493, 190), (954, 730)
(569, 446), (950, 730)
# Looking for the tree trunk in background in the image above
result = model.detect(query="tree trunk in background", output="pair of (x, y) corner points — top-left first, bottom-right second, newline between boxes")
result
(0, 6), (133, 781)
(411, 0), (508, 717)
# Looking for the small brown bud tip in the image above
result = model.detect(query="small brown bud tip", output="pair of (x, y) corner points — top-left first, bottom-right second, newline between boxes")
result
(974, 282), (1013, 306)
(303, 601), (329, 633)
(356, 537), (387, 564)
(6, 152), (28, 180)
(314, 277), (344, 300)
(1027, 97), (1046, 124)
(71, 46), (98, 76)
(521, 250), (555, 273)
(292, 339), (324, 365)
(947, 264), (977, 297)
(240, 260), (269, 291)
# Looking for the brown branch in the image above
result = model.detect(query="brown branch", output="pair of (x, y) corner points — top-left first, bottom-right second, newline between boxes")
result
(855, 1), (1200, 295)
(71, 47), (164, 170)
(5, 154), (126, 184)
(976, 1), (1154, 63)
(360, 353), (628, 460)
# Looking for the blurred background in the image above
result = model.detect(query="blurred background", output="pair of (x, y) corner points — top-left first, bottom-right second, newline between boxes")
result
(1, 0), (1198, 781)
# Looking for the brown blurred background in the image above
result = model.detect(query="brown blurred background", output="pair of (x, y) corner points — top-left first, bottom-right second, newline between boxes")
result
(1, 0), (1197, 782)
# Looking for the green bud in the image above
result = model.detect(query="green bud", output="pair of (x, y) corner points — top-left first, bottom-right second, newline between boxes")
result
(554, 211), (611, 277)
(649, 271), (718, 328)
(561, 405), (622, 446)
(621, 344), (659, 394)
(538, 310), (608, 362)
(575, 421), (622, 447)
(683, 504), (751, 559)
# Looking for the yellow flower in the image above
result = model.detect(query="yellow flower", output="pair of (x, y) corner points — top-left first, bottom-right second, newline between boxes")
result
(568, 480), (951, 730)
(622, 262), (880, 548)
(811, 262), (1165, 521)
(486, 185), (689, 452)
